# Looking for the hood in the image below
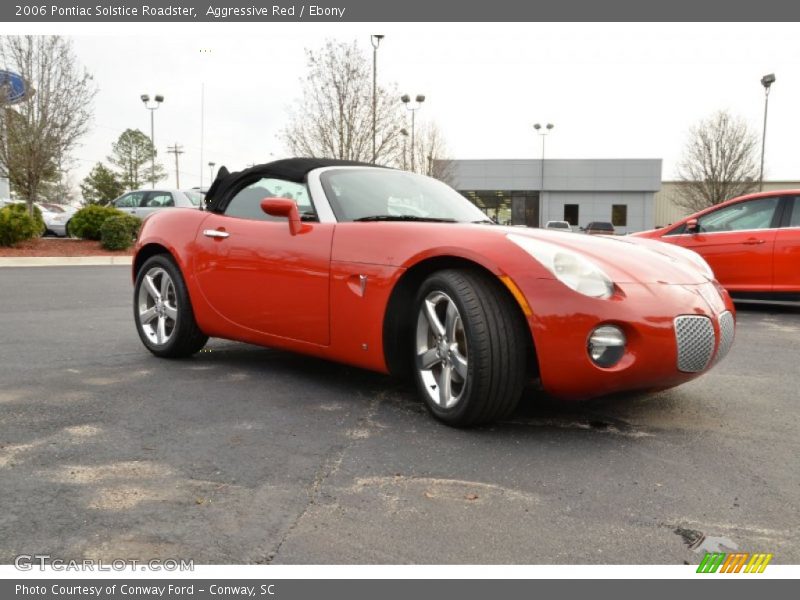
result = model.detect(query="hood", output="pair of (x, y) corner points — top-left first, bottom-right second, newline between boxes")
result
(497, 226), (709, 285)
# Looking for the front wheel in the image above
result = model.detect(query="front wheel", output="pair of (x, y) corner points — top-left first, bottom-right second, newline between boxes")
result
(133, 254), (208, 358)
(413, 269), (529, 427)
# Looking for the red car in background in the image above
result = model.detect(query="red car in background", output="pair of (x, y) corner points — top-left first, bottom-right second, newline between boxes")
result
(634, 190), (800, 298)
(132, 159), (735, 427)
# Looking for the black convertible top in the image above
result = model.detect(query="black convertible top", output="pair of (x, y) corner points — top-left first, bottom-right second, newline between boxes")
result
(205, 157), (380, 213)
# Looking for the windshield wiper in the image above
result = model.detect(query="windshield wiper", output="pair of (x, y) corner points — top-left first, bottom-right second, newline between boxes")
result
(471, 219), (495, 224)
(353, 215), (457, 223)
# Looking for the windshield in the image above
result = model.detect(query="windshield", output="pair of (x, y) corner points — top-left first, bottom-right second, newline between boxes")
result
(183, 190), (204, 206)
(320, 168), (491, 223)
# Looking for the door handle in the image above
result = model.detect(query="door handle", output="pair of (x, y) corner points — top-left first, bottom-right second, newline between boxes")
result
(203, 229), (230, 239)
(742, 238), (765, 245)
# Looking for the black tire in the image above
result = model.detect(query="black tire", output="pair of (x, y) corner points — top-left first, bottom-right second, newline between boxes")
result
(412, 269), (528, 427)
(64, 219), (72, 238)
(133, 254), (208, 358)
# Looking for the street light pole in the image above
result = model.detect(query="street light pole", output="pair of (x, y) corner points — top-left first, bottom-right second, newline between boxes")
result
(401, 94), (425, 172)
(533, 123), (554, 228)
(400, 128), (409, 170)
(370, 35), (384, 164)
(759, 73), (775, 192)
(141, 94), (164, 189)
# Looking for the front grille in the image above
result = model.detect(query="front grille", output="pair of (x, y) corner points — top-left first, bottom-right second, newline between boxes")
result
(674, 315), (715, 373)
(715, 311), (735, 363)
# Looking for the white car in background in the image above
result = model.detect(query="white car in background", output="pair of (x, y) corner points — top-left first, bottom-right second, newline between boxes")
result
(110, 189), (204, 218)
(545, 220), (573, 231)
(0, 199), (77, 237)
(38, 202), (78, 237)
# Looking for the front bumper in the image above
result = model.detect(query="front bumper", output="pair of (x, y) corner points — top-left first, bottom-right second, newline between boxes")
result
(520, 278), (735, 400)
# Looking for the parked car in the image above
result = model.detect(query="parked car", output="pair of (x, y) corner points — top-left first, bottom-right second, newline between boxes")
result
(37, 202), (77, 237)
(0, 200), (76, 237)
(545, 220), (572, 231)
(111, 189), (203, 218)
(583, 221), (615, 235)
(633, 189), (800, 297)
(132, 158), (734, 427)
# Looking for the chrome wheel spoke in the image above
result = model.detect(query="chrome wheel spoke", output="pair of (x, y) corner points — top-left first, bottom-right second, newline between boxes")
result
(156, 316), (167, 344)
(140, 306), (158, 324)
(445, 301), (459, 343)
(164, 304), (178, 321)
(160, 275), (171, 299)
(437, 364), (453, 407)
(144, 274), (160, 301)
(417, 347), (440, 370)
(451, 349), (468, 380)
(424, 299), (445, 338)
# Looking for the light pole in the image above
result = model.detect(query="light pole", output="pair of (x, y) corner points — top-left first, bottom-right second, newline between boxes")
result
(401, 94), (425, 172)
(533, 123), (554, 227)
(400, 128), (409, 170)
(759, 73), (775, 191)
(370, 35), (384, 164)
(141, 94), (164, 188)
(208, 161), (216, 182)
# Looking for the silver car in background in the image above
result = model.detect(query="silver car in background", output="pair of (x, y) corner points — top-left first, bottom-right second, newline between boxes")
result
(110, 189), (204, 218)
(544, 220), (572, 231)
(38, 202), (78, 237)
(0, 199), (77, 237)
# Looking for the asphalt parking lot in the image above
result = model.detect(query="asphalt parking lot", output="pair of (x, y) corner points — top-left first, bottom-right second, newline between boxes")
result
(0, 266), (798, 564)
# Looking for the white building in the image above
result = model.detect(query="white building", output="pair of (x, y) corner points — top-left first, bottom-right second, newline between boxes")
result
(448, 159), (662, 234)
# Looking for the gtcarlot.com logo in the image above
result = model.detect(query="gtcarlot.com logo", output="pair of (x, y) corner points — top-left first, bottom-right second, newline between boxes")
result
(14, 554), (193, 571)
(696, 552), (773, 573)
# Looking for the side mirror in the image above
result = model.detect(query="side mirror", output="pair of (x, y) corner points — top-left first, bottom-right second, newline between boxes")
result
(260, 198), (301, 236)
(685, 218), (699, 233)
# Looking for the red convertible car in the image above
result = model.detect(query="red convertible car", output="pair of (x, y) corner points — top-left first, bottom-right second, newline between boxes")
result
(132, 159), (735, 427)
(634, 190), (800, 298)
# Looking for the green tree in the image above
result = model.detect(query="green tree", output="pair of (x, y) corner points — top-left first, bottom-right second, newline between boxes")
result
(108, 128), (166, 189)
(0, 35), (96, 215)
(80, 162), (124, 205)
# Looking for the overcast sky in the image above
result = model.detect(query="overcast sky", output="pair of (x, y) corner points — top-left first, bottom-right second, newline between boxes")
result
(31, 23), (800, 191)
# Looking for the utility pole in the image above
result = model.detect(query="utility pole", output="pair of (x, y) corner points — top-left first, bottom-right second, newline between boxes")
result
(166, 143), (184, 188)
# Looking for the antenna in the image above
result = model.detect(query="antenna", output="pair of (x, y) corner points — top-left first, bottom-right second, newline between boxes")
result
(166, 143), (184, 188)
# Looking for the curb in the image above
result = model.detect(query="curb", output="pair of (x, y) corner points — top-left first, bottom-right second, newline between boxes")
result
(0, 256), (133, 268)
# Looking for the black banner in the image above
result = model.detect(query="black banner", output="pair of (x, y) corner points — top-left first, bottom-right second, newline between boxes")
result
(3, 0), (800, 22)
(2, 579), (797, 600)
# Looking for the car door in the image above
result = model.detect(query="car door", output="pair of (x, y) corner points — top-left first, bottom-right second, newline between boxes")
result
(111, 191), (147, 216)
(666, 196), (780, 292)
(773, 195), (800, 293)
(193, 176), (333, 345)
(138, 191), (175, 218)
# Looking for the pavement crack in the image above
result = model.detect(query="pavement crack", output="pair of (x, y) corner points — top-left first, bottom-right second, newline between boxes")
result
(263, 392), (384, 564)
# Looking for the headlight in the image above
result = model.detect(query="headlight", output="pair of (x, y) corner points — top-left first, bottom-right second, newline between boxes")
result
(507, 233), (614, 299)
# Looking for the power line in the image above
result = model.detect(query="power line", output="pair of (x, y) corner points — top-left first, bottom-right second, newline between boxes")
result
(166, 143), (184, 188)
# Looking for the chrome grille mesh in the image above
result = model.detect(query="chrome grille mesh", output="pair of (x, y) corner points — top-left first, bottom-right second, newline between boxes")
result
(674, 315), (715, 373)
(715, 311), (735, 363)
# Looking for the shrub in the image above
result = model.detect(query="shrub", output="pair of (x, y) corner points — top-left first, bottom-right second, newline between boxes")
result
(0, 204), (41, 246)
(70, 205), (124, 240)
(100, 214), (142, 250)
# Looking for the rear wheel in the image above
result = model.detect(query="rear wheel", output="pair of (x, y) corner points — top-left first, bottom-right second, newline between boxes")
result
(413, 269), (528, 427)
(134, 254), (208, 358)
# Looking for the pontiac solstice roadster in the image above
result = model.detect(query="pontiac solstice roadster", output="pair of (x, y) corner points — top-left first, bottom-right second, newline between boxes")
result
(132, 158), (735, 426)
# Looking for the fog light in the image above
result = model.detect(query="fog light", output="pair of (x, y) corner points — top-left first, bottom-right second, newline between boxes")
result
(588, 325), (626, 368)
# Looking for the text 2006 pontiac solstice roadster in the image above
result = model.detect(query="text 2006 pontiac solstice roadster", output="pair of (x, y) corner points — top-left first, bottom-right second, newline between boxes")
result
(132, 158), (735, 426)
